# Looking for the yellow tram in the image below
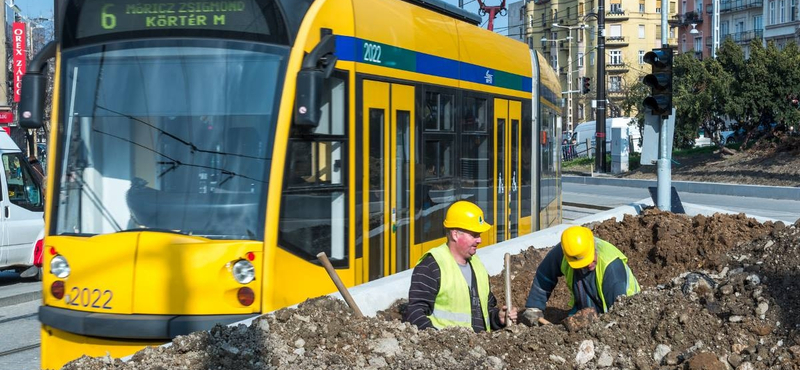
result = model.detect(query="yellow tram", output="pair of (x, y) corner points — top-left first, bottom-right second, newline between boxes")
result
(19, 0), (562, 367)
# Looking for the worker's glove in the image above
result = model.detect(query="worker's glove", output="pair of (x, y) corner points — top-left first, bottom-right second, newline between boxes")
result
(519, 308), (543, 327)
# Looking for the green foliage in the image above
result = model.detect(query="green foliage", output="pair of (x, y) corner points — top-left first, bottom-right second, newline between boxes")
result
(670, 39), (800, 147)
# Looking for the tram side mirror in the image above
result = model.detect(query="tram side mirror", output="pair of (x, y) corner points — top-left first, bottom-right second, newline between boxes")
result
(294, 69), (324, 128)
(19, 73), (47, 129)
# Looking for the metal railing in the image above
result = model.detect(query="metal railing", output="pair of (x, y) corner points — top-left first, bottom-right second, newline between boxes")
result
(720, 0), (763, 12)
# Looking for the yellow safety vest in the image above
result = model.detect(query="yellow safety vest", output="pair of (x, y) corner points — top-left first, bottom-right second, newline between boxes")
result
(420, 244), (491, 331)
(561, 238), (640, 313)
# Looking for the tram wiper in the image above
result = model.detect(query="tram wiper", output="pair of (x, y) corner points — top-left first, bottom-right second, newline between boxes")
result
(118, 227), (190, 236)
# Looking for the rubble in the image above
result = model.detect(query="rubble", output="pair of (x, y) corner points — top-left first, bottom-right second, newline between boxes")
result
(62, 209), (800, 370)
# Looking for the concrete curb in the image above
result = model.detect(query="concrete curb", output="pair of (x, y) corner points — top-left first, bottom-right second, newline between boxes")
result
(563, 175), (800, 201)
(0, 290), (41, 308)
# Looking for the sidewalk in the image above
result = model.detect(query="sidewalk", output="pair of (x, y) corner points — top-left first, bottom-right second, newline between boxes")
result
(0, 272), (41, 308)
(563, 175), (800, 201)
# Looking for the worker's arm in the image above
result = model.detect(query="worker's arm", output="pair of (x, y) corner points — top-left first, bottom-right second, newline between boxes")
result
(524, 246), (565, 310)
(487, 290), (504, 330)
(600, 259), (629, 310)
(403, 254), (440, 330)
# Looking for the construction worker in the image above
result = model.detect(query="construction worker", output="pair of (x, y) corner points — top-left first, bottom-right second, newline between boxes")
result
(520, 225), (640, 326)
(404, 200), (517, 332)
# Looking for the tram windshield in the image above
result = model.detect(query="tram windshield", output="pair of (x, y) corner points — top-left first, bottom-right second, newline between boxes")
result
(54, 40), (287, 240)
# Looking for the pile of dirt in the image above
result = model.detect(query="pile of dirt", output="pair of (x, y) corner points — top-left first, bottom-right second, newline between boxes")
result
(63, 210), (800, 370)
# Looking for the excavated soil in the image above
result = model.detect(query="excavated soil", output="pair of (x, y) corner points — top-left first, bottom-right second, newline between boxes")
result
(62, 209), (800, 370)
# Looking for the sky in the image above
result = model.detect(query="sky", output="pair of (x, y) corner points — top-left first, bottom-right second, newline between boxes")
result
(11, 0), (509, 31)
(11, 0), (54, 19)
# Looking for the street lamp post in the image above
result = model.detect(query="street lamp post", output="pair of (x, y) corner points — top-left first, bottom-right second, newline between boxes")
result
(552, 23), (585, 133)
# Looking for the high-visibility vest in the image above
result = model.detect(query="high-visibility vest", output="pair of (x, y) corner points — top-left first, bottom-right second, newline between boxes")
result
(420, 244), (491, 331)
(561, 238), (641, 313)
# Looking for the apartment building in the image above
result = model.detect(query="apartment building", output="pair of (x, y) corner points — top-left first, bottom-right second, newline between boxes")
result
(763, 0), (799, 48)
(517, 0), (679, 132)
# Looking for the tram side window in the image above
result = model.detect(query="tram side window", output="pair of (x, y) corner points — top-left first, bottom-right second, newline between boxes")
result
(424, 92), (454, 131)
(279, 73), (348, 264)
(416, 135), (455, 243)
(463, 97), (488, 133)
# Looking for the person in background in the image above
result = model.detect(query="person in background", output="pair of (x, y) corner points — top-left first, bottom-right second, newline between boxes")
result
(404, 200), (517, 332)
(520, 225), (640, 326)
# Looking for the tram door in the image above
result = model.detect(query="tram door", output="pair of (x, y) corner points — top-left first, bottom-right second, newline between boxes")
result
(494, 99), (522, 243)
(362, 80), (415, 281)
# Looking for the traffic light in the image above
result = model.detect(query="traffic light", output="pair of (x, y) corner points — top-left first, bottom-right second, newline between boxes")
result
(581, 77), (591, 94)
(642, 47), (673, 116)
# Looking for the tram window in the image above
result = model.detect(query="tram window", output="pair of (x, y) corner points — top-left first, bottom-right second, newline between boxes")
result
(463, 97), (488, 132)
(424, 140), (453, 178)
(459, 133), (492, 225)
(279, 71), (348, 264)
(423, 92), (454, 131)
(311, 74), (346, 136)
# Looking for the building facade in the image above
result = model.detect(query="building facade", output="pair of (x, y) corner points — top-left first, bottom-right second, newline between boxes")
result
(518, 0), (679, 132)
(762, 0), (799, 49)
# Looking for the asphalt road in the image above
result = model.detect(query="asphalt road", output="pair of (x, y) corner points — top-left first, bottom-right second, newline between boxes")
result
(563, 181), (800, 224)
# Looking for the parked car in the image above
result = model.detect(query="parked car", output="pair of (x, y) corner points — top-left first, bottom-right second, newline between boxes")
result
(0, 131), (45, 279)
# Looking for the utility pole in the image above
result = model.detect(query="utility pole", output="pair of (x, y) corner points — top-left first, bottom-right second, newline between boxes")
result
(595, 1), (607, 172)
(712, 0), (720, 57)
(658, 3), (672, 212)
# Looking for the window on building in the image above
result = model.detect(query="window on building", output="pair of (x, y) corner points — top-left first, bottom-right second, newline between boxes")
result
(770, 1), (776, 25)
(610, 2), (623, 13)
(791, 0), (797, 21)
(577, 104), (584, 120)
(682, 0), (687, 13)
(551, 55), (558, 70)
(551, 31), (558, 46)
(670, 1), (676, 13)
(567, 7), (571, 19)
(542, 12), (546, 27)
(670, 26), (675, 38)
(695, 0), (703, 14)
(638, 50), (645, 64)
(520, 6), (524, 20)
(639, 24), (645, 38)
(721, 21), (729, 37)
(578, 29), (584, 42)
(694, 37), (703, 52)
(609, 76), (622, 92)
(579, 3), (584, 15)
(590, 51), (595, 66)
(780, 0), (786, 23)
(610, 24), (622, 37)
(518, 26), (523, 40)
(657, 0), (662, 13)
(609, 50), (622, 65)
(578, 52), (584, 68)
(640, 1), (646, 13)
(656, 25), (662, 37)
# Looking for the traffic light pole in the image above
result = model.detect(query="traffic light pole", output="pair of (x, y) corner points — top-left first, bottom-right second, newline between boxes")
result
(595, 2), (607, 173)
(657, 5), (672, 212)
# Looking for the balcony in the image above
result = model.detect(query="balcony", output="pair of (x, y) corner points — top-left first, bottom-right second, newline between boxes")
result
(606, 9), (629, 21)
(723, 29), (764, 44)
(694, 51), (704, 60)
(606, 63), (629, 73)
(720, 0), (763, 12)
(607, 89), (626, 98)
(606, 35), (629, 47)
(669, 11), (704, 26)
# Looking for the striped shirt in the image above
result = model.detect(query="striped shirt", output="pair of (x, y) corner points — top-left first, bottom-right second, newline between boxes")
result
(404, 254), (503, 332)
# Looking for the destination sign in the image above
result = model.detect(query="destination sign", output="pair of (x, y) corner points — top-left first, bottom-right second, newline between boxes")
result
(75, 0), (272, 38)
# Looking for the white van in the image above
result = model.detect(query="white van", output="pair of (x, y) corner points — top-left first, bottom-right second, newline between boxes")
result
(0, 132), (45, 278)
(572, 117), (641, 157)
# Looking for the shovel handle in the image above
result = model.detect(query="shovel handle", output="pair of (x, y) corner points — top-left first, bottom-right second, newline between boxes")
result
(504, 253), (513, 325)
(317, 252), (364, 317)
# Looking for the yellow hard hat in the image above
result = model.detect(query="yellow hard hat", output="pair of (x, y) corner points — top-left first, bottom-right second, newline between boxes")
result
(561, 226), (595, 269)
(443, 201), (492, 234)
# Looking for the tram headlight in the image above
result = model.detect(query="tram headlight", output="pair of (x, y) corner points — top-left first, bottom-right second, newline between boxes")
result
(50, 255), (71, 279)
(232, 260), (255, 284)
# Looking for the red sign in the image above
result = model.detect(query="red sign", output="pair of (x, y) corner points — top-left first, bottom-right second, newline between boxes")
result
(0, 112), (13, 124)
(13, 22), (27, 103)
